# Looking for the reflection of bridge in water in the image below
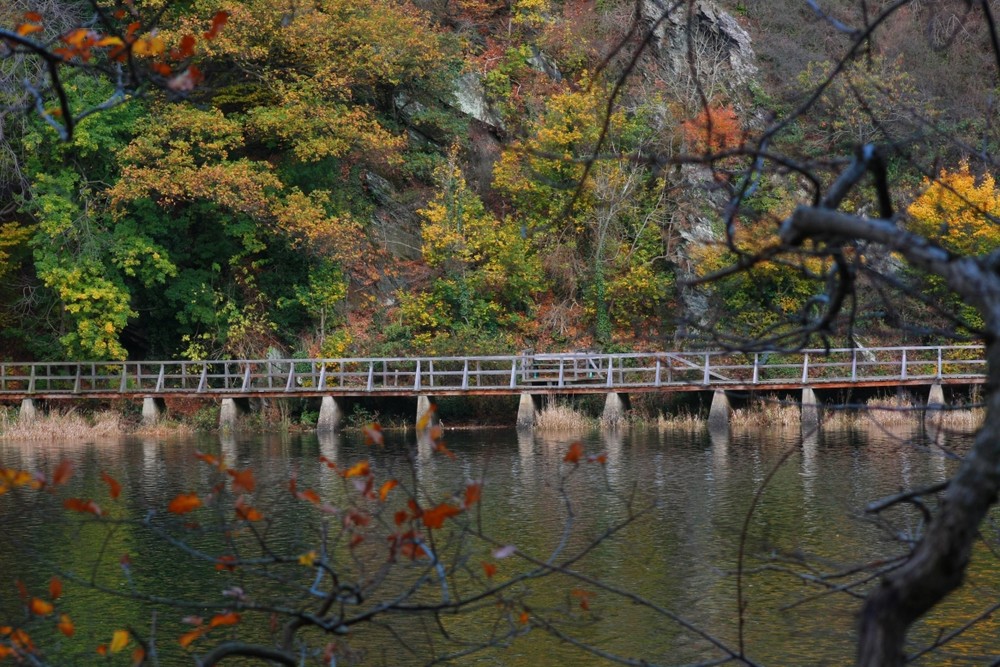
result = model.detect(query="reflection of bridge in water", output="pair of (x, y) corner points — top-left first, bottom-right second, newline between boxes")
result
(0, 345), (984, 431)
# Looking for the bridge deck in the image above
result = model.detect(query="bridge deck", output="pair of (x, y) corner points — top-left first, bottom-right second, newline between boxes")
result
(0, 345), (985, 401)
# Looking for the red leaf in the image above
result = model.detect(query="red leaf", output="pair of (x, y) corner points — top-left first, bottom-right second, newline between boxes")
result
(194, 451), (223, 469)
(58, 614), (75, 637)
(296, 488), (321, 504)
(463, 482), (482, 508)
(168, 493), (201, 514)
(227, 468), (255, 493)
(151, 62), (173, 76)
(52, 459), (73, 486)
(215, 556), (237, 572)
(64, 497), (102, 516)
(177, 34), (196, 58)
(100, 471), (122, 499)
(203, 11), (229, 40)
(49, 577), (62, 601)
(563, 441), (583, 464)
(394, 509), (409, 526)
(24, 11), (43, 22)
(422, 503), (461, 529)
(482, 561), (497, 578)
(234, 496), (263, 521)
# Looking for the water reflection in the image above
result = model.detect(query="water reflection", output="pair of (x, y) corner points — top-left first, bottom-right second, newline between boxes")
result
(0, 424), (982, 665)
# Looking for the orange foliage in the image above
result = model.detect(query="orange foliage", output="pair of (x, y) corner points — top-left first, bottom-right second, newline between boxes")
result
(227, 468), (256, 493)
(343, 461), (370, 478)
(29, 598), (53, 616)
(49, 578), (62, 601)
(680, 105), (743, 154)
(64, 498), (102, 516)
(58, 614), (75, 637)
(378, 480), (399, 502)
(464, 483), (482, 508)
(51, 460), (73, 486)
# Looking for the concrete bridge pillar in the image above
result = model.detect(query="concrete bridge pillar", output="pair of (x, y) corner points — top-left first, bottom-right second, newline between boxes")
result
(19, 398), (39, 423)
(516, 393), (542, 430)
(141, 397), (166, 426)
(801, 387), (820, 434)
(219, 398), (251, 431)
(708, 390), (731, 434)
(416, 395), (439, 431)
(602, 392), (629, 427)
(927, 383), (945, 408)
(317, 396), (344, 432)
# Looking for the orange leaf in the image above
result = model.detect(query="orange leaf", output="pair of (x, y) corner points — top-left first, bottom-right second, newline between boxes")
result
(29, 598), (53, 616)
(15, 23), (44, 37)
(519, 611), (530, 625)
(433, 441), (455, 459)
(563, 442), (583, 464)
(131, 646), (145, 666)
(362, 423), (384, 446)
(97, 644), (108, 656)
(151, 62), (173, 76)
(394, 509), (409, 525)
(215, 555), (237, 572)
(463, 482), (482, 508)
(49, 577), (62, 601)
(58, 614), (75, 637)
(24, 11), (43, 22)
(194, 451), (223, 469)
(209, 612), (240, 628)
(52, 459), (73, 486)
(10, 628), (32, 651)
(100, 471), (122, 499)
(422, 503), (461, 529)
(343, 461), (370, 478)
(64, 498), (102, 516)
(482, 561), (497, 578)
(110, 629), (129, 653)
(296, 488), (321, 504)
(95, 35), (124, 48)
(168, 493), (201, 514)
(378, 479), (398, 502)
(227, 468), (255, 493)
(234, 496), (263, 522)
(203, 11), (229, 40)
(0, 646), (12, 659)
(178, 626), (208, 649)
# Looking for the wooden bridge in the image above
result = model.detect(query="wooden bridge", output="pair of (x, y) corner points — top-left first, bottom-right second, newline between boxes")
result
(0, 345), (985, 429)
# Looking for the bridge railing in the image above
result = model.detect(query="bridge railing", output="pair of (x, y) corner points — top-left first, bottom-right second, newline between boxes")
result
(0, 345), (985, 396)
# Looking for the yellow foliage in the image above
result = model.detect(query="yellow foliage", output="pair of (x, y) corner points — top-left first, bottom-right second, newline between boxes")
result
(907, 162), (1000, 256)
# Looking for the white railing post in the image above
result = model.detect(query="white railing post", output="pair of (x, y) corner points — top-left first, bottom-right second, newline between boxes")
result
(937, 347), (943, 379)
(73, 365), (82, 394)
(851, 349), (857, 382)
(655, 358), (661, 387)
(558, 359), (565, 388)
(367, 363), (374, 392)
(120, 364), (129, 392)
(801, 353), (809, 384)
(156, 364), (166, 392)
(198, 366), (207, 393)
(318, 363), (327, 389)
(901, 349), (907, 380)
(752, 353), (759, 384)
(241, 364), (251, 392)
(429, 359), (435, 388)
(606, 357), (613, 388)
(510, 360), (517, 388)
(462, 360), (469, 390)
(703, 354), (710, 385)
(28, 365), (35, 393)
(285, 363), (296, 392)
(414, 360), (421, 391)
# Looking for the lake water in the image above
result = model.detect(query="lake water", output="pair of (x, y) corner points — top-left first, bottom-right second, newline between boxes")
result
(1, 424), (997, 665)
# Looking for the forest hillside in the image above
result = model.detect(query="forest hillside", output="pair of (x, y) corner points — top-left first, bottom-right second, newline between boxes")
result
(1, 0), (996, 361)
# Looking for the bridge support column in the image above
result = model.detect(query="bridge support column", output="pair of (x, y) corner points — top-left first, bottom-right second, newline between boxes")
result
(19, 398), (39, 423)
(927, 383), (945, 409)
(317, 396), (344, 433)
(708, 390), (731, 434)
(141, 397), (166, 426)
(219, 398), (251, 431)
(801, 387), (820, 434)
(417, 395), (439, 431)
(601, 392), (629, 428)
(516, 393), (542, 430)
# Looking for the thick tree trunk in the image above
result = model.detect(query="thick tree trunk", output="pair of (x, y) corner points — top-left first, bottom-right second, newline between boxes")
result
(856, 339), (1000, 666)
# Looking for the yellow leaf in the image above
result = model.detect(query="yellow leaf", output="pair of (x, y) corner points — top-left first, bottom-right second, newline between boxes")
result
(110, 629), (129, 653)
(298, 550), (317, 566)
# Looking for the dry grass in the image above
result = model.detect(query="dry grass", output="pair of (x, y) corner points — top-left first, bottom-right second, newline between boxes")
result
(730, 403), (801, 429)
(652, 411), (703, 431)
(0, 409), (123, 440)
(534, 403), (593, 433)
